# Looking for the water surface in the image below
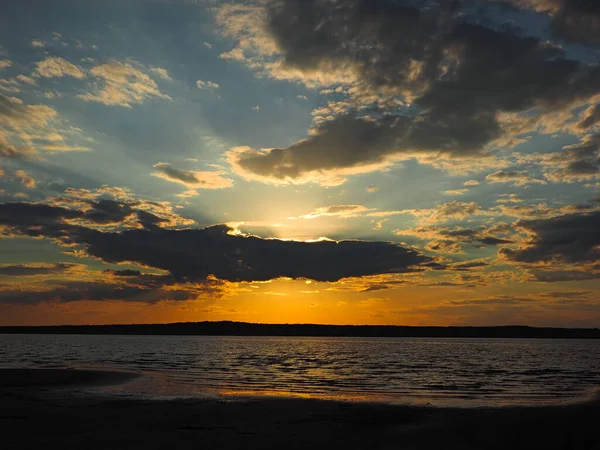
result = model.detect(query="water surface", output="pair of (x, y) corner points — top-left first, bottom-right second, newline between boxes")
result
(2, 334), (599, 406)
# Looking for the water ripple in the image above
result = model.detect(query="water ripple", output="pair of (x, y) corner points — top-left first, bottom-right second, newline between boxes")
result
(1, 335), (599, 406)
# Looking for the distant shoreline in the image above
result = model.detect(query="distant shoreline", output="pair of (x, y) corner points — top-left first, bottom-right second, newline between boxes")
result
(1, 321), (599, 338)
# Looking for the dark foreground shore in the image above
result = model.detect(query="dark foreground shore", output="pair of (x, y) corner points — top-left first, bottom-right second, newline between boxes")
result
(1, 369), (599, 450)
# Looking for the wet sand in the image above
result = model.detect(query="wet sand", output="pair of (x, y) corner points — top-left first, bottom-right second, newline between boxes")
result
(1, 369), (599, 450)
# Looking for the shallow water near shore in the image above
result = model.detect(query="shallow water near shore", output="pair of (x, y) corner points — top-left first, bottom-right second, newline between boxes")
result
(2, 334), (600, 407)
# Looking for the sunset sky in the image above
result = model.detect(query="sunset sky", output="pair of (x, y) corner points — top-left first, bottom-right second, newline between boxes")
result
(1, 0), (599, 327)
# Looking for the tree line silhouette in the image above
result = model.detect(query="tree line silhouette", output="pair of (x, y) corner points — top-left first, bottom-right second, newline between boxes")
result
(1, 321), (599, 338)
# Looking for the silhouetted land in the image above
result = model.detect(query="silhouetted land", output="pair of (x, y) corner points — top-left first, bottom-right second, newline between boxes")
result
(1, 321), (599, 338)
(1, 368), (600, 450)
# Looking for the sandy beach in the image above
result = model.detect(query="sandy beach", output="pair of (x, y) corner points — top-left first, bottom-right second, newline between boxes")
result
(1, 368), (599, 449)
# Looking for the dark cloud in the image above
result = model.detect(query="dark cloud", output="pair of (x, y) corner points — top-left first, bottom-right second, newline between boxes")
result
(493, 0), (600, 46)
(227, 0), (600, 182)
(530, 269), (600, 282)
(395, 224), (513, 254)
(0, 200), (133, 235)
(0, 265), (227, 305)
(478, 236), (513, 245)
(0, 282), (149, 304)
(105, 269), (143, 277)
(0, 263), (80, 276)
(0, 201), (432, 282)
(577, 104), (600, 130)
(81, 199), (135, 225)
(151, 162), (233, 189)
(543, 133), (600, 182)
(152, 162), (202, 185)
(81, 225), (430, 282)
(424, 239), (464, 254)
(446, 295), (534, 306)
(546, 0), (600, 46)
(136, 209), (171, 230)
(0, 202), (83, 236)
(539, 291), (591, 299)
(0, 279), (203, 305)
(449, 260), (489, 270)
(500, 210), (600, 264)
(0, 196), (194, 237)
(234, 116), (401, 181)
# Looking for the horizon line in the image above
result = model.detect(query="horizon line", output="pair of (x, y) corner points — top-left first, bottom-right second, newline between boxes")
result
(1, 320), (599, 329)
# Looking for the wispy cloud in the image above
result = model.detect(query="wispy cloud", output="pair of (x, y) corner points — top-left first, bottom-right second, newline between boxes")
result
(15, 170), (36, 188)
(152, 162), (233, 190)
(79, 60), (169, 107)
(150, 67), (172, 81)
(196, 79), (219, 90)
(34, 57), (85, 79)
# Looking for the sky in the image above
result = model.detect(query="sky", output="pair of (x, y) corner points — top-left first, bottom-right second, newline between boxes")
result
(0, 0), (599, 327)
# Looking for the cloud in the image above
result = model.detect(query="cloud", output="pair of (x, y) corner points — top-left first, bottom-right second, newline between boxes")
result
(15, 170), (36, 188)
(218, 0), (600, 185)
(40, 144), (89, 152)
(0, 275), (222, 305)
(540, 133), (600, 183)
(500, 0), (600, 46)
(287, 201), (491, 223)
(175, 189), (200, 198)
(0, 193), (194, 240)
(79, 61), (170, 107)
(499, 210), (600, 266)
(577, 104), (600, 130)
(226, 116), (404, 185)
(16, 75), (36, 85)
(529, 269), (600, 283)
(30, 40), (46, 48)
(485, 170), (546, 186)
(403, 201), (488, 225)
(152, 162), (233, 189)
(424, 240), (465, 254)
(444, 189), (468, 196)
(196, 80), (220, 89)
(496, 194), (522, 204)
(394, 224), (514, 254)
(367, 185), (379, 193)
(34, 57), (85, 79)
(149, 67), (172, 81)
(0, 81), (19, 94)
(0, 60), (11, 70)
(0, 93), (57, 130)
(0, 263), (81, 276)
(0, 282), (156, 304)
(464, 180), (480, 186)
(288, 204), (371, 219)
(493, 203), (559, 219)
(220, 48), (245, 61)
(63, 185), (135, 201)
(449, 260), (490, 271)
(84, 226), (433, 282)
(0, 201), (432, 283)
(371, 219), (388, 231)
(0, 142), (36, 159)
(394, 289), (600, 326)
